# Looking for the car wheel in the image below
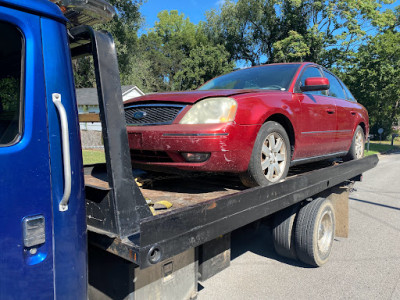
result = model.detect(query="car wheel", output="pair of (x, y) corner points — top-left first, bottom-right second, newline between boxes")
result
(295, 198), (335, 267)
(240, 121), (291, 187)
(344, 125), (365, 161)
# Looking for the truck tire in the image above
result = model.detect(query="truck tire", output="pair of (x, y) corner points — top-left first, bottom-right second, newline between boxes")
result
(344, 125), (365, 161)
(272, 204), (299, 260)
(295, 197), (335, 267)
(240, 121), (291, 187)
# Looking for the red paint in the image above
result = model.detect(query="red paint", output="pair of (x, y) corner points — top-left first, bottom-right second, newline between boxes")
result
(304, 77), (329, 86)
(126, 62), (369, 173)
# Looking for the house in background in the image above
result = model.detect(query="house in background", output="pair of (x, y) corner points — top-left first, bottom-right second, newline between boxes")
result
(76, 85), (144, 148)
(77, 85), (144, 131)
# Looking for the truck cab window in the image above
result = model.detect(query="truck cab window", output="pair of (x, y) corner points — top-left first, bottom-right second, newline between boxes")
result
(0, 22), (23, 145)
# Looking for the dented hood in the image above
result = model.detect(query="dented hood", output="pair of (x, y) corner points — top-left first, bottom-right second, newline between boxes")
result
(124, 89), (263, 105)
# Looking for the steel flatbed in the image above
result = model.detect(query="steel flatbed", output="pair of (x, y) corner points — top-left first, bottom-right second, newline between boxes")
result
(86, 155), (377, 269)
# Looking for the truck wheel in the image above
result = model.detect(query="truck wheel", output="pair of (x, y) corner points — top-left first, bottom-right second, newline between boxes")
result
(272, 204), (299, 260)
(344, 125), (365, 161)
(240, 121), (290, 187)
(295, 198), (335, 267)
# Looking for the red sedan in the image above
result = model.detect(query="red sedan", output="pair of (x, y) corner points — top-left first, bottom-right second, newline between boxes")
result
(125, 62), (368, 186)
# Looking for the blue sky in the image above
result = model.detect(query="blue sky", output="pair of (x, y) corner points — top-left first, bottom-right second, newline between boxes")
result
(140, 0), (224, 31)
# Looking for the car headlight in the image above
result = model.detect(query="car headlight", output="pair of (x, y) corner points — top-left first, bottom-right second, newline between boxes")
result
(179, 97), (237, 124)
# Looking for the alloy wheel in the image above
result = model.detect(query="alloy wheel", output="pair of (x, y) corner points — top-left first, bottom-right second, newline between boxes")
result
(261, 132), (287, 182)
(354, 130), (364, 158)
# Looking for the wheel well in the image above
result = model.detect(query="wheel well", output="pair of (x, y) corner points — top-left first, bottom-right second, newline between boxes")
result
(266, 114), (295, 155)
(359, 122), (366, 137)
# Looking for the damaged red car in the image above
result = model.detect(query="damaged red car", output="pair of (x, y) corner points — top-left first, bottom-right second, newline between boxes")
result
(124, 62), (368, 186)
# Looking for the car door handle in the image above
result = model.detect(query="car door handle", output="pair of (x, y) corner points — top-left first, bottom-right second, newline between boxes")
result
(326, 109), (335, 114)
(52, 93), (71, 212)
(350, 111), (356, 115)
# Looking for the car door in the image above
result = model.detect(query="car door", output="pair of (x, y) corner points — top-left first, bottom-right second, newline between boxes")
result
(0, 9), (55, 298)
(294, 66), (337, 159)
(322, 70), (354, 152)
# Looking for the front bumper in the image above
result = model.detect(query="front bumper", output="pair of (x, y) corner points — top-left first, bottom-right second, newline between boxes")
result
(127, 123), (261, 172)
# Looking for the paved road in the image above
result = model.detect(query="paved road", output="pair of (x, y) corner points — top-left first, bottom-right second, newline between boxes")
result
(198, 153), (400, 300)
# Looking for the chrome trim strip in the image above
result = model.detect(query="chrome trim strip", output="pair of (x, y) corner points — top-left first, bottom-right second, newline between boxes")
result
(291, 151), (348, 166)
(162, 133), (229, 137)
(124, 103), (186, 109)
(302, 130), (352, 134)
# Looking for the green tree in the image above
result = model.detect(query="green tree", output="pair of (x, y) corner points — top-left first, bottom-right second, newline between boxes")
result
(139, 10), (233, 91)
(174, 44), (234, 90)
(73, 0), (152, 90)
(344, 30), (400, 138)
(205, 0), (397, 67)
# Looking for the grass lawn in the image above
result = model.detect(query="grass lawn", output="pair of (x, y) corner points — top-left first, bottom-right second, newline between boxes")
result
(365, 141), (400, 156)
(82, 149), (106, 165)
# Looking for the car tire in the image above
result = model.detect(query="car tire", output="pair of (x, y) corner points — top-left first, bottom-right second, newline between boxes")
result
(295, 198), (335, 267)
(240, 121), (291, 187)
(272, 204), (299, 260)
(344, 125), (365, 161)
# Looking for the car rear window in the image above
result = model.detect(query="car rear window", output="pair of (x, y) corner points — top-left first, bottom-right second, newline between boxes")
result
(199, 64), (301, 91)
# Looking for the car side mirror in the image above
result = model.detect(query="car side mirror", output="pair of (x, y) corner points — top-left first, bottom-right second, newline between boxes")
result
(300, 77), (330, 92)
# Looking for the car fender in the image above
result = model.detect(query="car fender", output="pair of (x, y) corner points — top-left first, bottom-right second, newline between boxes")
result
(233, 93), (300, 138)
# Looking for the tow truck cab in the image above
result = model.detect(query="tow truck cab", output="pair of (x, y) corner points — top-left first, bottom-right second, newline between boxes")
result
(0, 0), (114, 298)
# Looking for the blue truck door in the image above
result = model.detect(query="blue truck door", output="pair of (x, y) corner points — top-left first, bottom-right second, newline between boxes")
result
(0, 8), (55, 299)
(41, 16), (87, 300)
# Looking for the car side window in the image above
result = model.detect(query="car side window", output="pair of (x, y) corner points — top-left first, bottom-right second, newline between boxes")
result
(298, 67), (326, 95)
(0, 21), (23, 146)
(342, 83), (356, 102)
(323, 71), (346, 99)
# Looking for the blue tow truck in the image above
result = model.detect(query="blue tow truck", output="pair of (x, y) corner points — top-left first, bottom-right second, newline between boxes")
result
(0, 0), (378, 299)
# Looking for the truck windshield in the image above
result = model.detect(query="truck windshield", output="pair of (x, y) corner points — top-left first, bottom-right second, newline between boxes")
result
(198, 64), (300, 91)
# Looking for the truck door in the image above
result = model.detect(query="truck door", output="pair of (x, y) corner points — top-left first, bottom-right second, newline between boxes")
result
(0, 10), (55, 298)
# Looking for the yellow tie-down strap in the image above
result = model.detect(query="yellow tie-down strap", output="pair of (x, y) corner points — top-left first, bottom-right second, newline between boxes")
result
(146, 199), (173, 215)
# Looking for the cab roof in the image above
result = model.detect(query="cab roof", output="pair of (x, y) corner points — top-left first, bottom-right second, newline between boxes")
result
(0, 0), (66, 23)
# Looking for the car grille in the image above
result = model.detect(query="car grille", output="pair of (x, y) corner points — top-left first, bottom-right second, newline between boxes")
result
(125, 104), (185, 126)
(131, 150), (173, 163)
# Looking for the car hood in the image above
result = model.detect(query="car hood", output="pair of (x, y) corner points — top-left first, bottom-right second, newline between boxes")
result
(124, 89), (265, 105)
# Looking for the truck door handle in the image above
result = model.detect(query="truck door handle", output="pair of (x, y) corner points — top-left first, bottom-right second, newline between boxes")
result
(326, 109), (335, 114)
(350, 111), (356, 115)
(52, 93), (71, 212)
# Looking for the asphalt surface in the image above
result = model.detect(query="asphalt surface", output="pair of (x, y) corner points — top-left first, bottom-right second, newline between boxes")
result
(198, 152), (400, 300)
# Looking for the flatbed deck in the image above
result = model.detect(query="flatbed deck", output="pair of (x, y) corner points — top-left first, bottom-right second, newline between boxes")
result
(84, 159), (339, 215)
(86, 155), (378, 269)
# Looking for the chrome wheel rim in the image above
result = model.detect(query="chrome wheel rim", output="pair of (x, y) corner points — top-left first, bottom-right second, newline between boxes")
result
(355, 131), (364, 158)
(317, 210), (334, 256)
(261, 132), (287, 182)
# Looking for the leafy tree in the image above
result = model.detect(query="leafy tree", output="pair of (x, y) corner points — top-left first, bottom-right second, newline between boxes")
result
(139, 10), (233, 91)
(344, 30), (400, 139)
(273, 30), (310, 62)
(205, 0), (397, 67)
(174, 44), (234, 90)
(73, 0), (152, 90)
